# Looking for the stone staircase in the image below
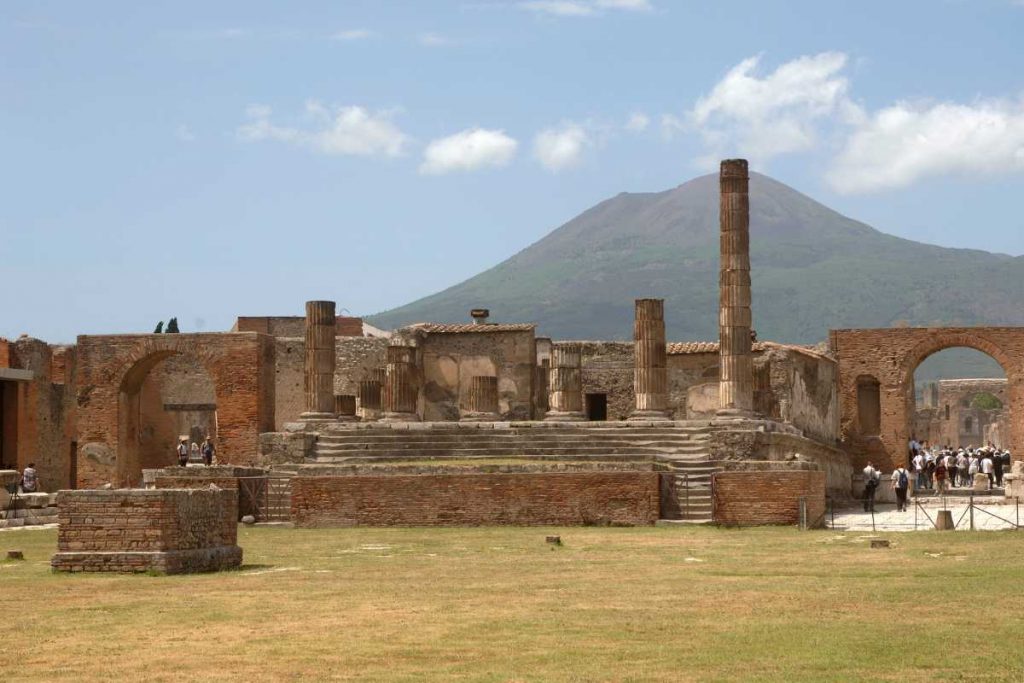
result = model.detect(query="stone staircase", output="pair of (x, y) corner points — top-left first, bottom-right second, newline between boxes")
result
(306, 421), (722, 523)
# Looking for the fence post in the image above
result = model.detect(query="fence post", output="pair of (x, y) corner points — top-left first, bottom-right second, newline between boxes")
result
(970, 493), (975, 531)
(798, 496), (807, 530)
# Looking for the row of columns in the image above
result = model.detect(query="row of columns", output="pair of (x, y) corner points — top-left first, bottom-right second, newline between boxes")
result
(299, 159), (755, 423)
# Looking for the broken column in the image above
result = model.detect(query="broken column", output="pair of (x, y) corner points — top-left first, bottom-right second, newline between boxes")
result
(357, 369), (384, 421)
(545, 343), (585, 422)
(717, 159), (754, 417)
(301, 300), (336, 421)
(462, 376), (500, 422)
(382, 346), (419, 422)
(334, 394), (357, 421)
(631, 298), (670, 421)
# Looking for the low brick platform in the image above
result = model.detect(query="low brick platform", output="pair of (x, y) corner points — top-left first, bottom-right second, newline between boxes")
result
(291, 472), (660, 527)
(149, 466), (267, 520)
(713, 469), (826, 527)
(51, 489), (242, 574)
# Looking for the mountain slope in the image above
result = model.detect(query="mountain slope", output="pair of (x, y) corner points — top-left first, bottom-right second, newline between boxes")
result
(370, 173), (1024, 346)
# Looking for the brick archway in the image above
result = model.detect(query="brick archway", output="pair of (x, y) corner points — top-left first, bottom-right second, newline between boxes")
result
(831, 327), (1023, 472)
(75, 333), (274, 487)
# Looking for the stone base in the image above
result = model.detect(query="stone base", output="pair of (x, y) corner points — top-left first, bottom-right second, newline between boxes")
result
(299, 412), (337, 422)
(51, 546), (242, 574)
(460, 411), (500, 423)
(544, 411), (586, 422)
(628, 410), (671, 422)
(380, 412), (420, 423)
(712, 408), (757, 423)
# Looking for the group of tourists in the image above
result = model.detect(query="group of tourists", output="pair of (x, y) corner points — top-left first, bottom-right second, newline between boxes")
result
(177, 437), (216, 467)
(908, 438), (1011, 492)
(859, 440), (1014, 514)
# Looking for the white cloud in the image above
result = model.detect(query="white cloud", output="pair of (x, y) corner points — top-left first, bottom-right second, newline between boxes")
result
(625, 112), (649, 132)
(420, 128), (518, 174)
(175, 124), (196, 142)
(237, 102), (408, 158)
(331, 28), (374, 41)
(828, 99), (1024, 194)
(687, 52), (861, 163)
(418, 32), (450, 47)
(533, 123), (590, 171)
(519, 0), (652, 17)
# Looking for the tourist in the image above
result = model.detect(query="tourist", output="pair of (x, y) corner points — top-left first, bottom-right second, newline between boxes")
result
(934, 458), (948, 495)
(925, 452), (936, 490)
(913, 450), (926, 490)
(862, 462), (880, 512)
(956, 450), (969, 487)
(909, 437), (920, 465)
(981, 452), (995, 490)
(969, 452), (980, 486)
(891, 465), (911, 512)
(202, 437), (216, 467)
(20, 462), (39, 493)
(994, 449), (1005, 487)
(190, 441), (200, 463)
(176, 438), (189, 467)
(944, 450), (958, 489)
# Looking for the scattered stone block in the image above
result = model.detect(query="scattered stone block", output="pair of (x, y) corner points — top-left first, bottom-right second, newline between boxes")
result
(870, 540), (890, 549)
(241, 515), (256, 525)
(6, 550), (24, 560)
(973, 473), (991, 492)
(934, 510), (955, 531)
(546, 535), (562, 545)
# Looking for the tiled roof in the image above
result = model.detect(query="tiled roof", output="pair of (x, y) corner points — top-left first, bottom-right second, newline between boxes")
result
(407, 322), (536, 334)
(667, 341), (772, 355)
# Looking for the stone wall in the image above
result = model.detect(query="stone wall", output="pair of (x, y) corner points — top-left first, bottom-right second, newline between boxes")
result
(51, 488), (242, 573)
(415, 331), (536, 421)
(291, 472), (659, 527)
(713, 469), (826, 527)
(152, 466), (266, 519)
(578, 341), (633, 420)
(759, 346), (839, 445)
(235, 316), (364, 337)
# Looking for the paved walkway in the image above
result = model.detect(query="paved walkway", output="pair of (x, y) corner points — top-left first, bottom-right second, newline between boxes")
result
(832, 501), (1023, 532)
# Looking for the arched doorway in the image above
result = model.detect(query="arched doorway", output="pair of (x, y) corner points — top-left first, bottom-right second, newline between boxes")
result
(118, 351), (218, 486)
(911, 347), (1009, 451)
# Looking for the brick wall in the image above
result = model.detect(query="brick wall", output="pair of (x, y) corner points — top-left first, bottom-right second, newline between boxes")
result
(51, 488), (242, 573)
(831, 327), (1024, 472)
(152, 466), (266, 519)
(291, 472), (660, 527)
(713, 469), (826, 527)
(74, 332), (273, 487)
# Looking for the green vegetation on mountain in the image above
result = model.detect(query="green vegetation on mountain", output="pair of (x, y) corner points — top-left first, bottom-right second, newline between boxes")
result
(371, 172), (1022, 379)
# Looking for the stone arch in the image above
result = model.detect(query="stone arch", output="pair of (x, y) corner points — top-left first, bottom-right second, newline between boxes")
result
(855, 374), (881, 437)
(74, 332), (269, 488)
(117, 345), (221, 486)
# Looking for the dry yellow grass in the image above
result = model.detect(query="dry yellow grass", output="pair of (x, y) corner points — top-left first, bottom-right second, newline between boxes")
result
(2, 525), (1024, 681)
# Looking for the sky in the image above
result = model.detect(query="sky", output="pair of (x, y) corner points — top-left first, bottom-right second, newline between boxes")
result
(3, 0), (1024, 343)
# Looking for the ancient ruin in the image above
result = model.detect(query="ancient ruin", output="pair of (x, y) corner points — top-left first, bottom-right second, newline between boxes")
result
(2, 158), (1019, 530)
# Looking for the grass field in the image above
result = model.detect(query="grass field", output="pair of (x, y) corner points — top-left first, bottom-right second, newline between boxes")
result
(2, 525), (1024, 681)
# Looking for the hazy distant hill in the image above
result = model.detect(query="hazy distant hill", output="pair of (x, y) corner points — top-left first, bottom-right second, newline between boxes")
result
(371, 172), (1022, 378)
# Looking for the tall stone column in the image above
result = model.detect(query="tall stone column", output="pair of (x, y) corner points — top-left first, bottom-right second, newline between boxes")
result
(382, 346), (419, 422)
(631, 298), (670, 420)
(462, 376), (499, 422)
(718, 159), (755, 417)
(301, 300), (336, 420)
(545, 344), (585, 422)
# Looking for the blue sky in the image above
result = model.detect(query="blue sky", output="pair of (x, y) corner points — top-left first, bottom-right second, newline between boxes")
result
(3, 0), (1024, 342)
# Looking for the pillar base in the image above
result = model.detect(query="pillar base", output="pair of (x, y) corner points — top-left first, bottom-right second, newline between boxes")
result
(544, 411), (586, 422)
(359, 409), (383, 422)
(628, 410), (672, 422)
(380, 412), (420, 423)
(299, 412), (337, 422)
(460, 412), (500, 423)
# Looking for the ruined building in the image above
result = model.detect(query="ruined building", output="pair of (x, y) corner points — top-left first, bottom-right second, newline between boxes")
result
(3, 159), (1018, 526)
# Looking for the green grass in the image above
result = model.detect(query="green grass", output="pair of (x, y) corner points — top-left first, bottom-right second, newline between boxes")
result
(2, 526), (1024, 681)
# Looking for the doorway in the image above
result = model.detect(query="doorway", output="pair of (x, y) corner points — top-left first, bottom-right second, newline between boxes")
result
(585, 393), (607, 421)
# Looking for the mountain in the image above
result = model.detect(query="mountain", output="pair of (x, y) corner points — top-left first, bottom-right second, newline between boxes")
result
(369, 173), (1024, 364)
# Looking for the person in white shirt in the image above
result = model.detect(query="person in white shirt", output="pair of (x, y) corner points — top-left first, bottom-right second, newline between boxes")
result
(862, 463), (880, 512)
(891, 466), (910, 512)
(912, 451), (926, 490)
(956, 451), (969, 487)
(981, 454), (995, 490)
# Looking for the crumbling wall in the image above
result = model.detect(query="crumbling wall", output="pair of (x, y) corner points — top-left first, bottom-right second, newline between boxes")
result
(417, 331), (535, 421)
(578, 341), (633, 420)
(713, 468), (825, 527)
(291, 472), (659, 527)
